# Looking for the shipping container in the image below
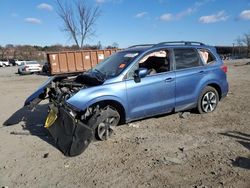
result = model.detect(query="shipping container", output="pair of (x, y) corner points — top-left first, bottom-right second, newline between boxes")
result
(47, 49), (119, 75)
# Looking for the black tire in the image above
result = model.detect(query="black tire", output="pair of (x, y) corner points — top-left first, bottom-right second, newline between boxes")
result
(87, 106), (120, 141)
(197, 86), (219, 114)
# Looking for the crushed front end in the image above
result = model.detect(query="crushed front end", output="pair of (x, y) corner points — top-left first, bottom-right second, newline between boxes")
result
(25, 71), (105, 156)
(45, 104), (94, 156)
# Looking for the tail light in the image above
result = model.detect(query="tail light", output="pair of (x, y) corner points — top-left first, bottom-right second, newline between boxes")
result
(24, 66), (29, 71)
(221, 65), (227, 73)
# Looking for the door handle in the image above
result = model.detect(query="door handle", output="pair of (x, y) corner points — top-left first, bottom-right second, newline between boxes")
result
(165, 77), (174, 82)
(198, 70), (205, 74)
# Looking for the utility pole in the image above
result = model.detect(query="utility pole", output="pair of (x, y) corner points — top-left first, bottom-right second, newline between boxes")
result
(232, 43), (235, 58)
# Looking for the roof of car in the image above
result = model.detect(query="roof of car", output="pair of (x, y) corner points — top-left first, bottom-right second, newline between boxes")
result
(124, 41), (214, 53)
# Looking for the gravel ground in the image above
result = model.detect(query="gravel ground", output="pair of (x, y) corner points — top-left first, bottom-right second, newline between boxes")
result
(0, 60), (250, 188)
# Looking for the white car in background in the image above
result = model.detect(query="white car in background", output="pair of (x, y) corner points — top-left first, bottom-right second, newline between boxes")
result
(0, 59), (10, 67)
(15, 60), (26, 66)
(18, 61), (43, 74)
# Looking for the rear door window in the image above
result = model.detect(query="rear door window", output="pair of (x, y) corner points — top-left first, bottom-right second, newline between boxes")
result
(174, 48), (201, 70)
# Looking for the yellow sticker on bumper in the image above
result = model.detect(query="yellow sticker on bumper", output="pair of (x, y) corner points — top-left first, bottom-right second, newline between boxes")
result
(45, 108), (58, 128)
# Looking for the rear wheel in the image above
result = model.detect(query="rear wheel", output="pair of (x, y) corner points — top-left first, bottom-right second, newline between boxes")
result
(88, 106), (120, 141)
(197, 86), (219, 114)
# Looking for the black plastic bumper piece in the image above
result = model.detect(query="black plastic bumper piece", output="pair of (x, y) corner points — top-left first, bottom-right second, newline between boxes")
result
(47, 107), (94, 156)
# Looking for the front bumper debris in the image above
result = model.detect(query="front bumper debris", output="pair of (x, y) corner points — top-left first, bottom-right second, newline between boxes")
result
(46, 106), (94, 156)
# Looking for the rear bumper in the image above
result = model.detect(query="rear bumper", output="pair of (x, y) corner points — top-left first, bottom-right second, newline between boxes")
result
(20, 70), (42, 74)
(29, 68), (42, 71)
(220, 78), (229, 101)
(18, 67), (42, 74)
(220, 92), (228, 101)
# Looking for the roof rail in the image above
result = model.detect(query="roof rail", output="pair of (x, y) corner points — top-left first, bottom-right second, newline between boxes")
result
(128, 44), (154, 48)
(153, 41), (205, 47)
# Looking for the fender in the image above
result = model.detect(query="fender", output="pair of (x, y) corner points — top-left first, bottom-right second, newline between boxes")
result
(66, 81), (128, 112)
(24, 76), (56, 106)
(200, 78), (223, 94)
(85, 95), (127, 109)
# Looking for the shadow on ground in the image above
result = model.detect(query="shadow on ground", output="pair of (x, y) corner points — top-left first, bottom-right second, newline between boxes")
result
(3, 104), (56, 147)
(220, 131), (250, 170)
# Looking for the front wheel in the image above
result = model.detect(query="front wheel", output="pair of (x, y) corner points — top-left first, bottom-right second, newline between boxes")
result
(87, 106), (120, 141)
(197, 86), (219, 114)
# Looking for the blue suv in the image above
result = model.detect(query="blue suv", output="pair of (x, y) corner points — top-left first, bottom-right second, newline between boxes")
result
(25, 41), (228, 156)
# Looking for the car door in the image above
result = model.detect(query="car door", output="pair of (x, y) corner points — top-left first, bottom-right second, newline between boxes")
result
(125, 50), (175, 120)
(174, 48), (205, 111)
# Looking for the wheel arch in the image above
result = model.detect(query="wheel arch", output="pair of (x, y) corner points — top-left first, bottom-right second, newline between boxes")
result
(207, 83), (222, 100)
(89, 99), (126, 124)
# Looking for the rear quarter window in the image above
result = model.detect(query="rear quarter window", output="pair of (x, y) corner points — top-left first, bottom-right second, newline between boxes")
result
(198, 48), (216, 65)
(174, 48), (201, 70)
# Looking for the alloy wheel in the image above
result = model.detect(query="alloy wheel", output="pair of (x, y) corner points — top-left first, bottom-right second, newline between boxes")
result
(97, 116), (118, 141)
(202, 91), (217, 113)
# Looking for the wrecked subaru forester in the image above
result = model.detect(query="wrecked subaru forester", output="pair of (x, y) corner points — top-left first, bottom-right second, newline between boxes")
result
(25, 41), (228, 156)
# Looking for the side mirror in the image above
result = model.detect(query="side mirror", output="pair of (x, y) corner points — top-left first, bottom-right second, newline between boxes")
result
(134, 68), (148, 83)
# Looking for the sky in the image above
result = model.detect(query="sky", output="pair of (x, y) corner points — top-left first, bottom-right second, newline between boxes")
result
(0, 0), (250, 48)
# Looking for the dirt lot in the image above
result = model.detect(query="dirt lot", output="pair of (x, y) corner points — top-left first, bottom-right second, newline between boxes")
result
(0, 61), (250, 188)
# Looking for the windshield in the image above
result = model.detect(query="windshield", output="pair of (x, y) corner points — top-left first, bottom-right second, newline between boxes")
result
(92, 51), (140, 78)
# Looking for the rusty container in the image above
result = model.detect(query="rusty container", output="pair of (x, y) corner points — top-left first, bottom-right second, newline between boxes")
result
(47, 49), (119, 75)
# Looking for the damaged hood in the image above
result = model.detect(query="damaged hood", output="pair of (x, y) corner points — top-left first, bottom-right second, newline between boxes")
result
(74, 70), (105, 86)
(24, 70), (106, 107)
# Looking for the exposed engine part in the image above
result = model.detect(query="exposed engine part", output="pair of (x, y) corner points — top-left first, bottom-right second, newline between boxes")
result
(47, 70), (105, 107)
(47, 77), (86, 106)
(24, 71), (108, 156)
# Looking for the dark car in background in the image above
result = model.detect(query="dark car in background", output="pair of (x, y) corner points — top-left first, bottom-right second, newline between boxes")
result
(42, 62), (50, 73)
(9, 59), (16, 66)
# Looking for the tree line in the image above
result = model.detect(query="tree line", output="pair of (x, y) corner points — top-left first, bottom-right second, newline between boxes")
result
(0, 43), (119, 61)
